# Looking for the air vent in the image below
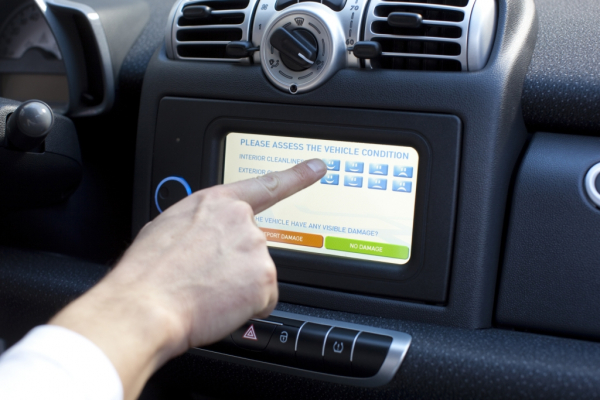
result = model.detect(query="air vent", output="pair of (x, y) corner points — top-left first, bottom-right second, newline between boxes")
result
(167, 0), (259, 62)
(364, 0), (497, 71)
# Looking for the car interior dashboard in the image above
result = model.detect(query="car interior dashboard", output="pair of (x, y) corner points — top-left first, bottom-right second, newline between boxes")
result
(1, 0), (600, 398)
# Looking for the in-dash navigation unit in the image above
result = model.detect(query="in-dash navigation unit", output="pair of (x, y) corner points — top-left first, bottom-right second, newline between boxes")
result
(223, 133), (420, 265)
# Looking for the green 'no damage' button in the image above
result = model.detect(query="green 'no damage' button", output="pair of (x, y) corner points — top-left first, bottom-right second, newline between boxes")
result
(325, 237), (409, 260)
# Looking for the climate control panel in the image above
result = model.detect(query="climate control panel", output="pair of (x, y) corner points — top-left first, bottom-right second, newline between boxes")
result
(253, 0), (368, 93)
(190, 310), (412, 387)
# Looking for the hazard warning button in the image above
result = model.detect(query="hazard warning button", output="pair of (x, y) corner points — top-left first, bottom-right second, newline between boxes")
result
(231, 321), (277, 351)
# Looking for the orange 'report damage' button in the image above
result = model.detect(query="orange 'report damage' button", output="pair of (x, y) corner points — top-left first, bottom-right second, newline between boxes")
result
(261, 228), (324, 248)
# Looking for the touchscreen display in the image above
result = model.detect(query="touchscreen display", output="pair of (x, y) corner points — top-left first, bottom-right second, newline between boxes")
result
(223, 133), (419, 265)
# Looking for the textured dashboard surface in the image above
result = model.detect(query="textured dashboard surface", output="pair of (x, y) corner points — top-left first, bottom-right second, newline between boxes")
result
(522, 0), (600, 134)
(496, 132), (600, 339)
(0, 247), (108, 347)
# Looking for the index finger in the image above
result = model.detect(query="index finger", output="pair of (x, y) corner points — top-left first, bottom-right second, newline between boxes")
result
(225, 159), (327, 214)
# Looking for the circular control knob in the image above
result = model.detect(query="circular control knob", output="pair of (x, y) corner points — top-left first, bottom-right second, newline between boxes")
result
(6, 100), (54, 151)
(270, 27), (318, 71)
(155, 176), (192, 213)
(260, 4), (346, 94)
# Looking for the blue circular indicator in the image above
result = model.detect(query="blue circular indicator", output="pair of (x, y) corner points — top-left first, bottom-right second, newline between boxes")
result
(155, 176), (192, 213)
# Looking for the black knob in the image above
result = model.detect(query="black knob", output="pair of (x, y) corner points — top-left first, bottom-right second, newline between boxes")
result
(387, 12), (422, 28)
(6, 100), (54, 151)
(352, 41), (382, 59)
(226, 41), (260, 58)
(183, 5), (211, 19)
(270, 27), (318, 71)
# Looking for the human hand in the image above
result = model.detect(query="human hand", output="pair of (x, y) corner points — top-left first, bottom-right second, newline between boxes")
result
(50, 159), (327, 400)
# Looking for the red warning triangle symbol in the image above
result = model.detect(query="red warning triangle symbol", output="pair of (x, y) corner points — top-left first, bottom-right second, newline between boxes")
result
(242, 324), (258, 341)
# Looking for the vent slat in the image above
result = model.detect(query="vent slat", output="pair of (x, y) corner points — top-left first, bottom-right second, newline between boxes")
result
(381, 52), (461, 59)
(374, 38), (461, 56)
(177, 13), (245, 27)
(372, 18), (463, 26)
(178, 44), (238, 58)
(371, 21), (462, 38)
(175, 40), (233, 45)
(183, 0), (250, 11)
(380, 0), (469, 7)
(374, 5), (464, 21)
(177, 28), (243, 42)
(177, 23), (245, 30)
(376, 55), (462, 71)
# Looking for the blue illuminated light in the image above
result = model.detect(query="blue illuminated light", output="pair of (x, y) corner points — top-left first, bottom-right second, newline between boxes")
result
(155, 176), (192, 213)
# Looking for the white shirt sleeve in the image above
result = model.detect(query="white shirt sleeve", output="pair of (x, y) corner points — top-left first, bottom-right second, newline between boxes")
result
(0, 325), (123, 400)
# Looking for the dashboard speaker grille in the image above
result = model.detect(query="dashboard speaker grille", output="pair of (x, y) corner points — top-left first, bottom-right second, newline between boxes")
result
(169, 0), (258, 62)
(364, 0), (496, 71)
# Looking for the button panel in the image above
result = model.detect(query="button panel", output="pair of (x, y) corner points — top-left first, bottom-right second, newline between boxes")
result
(193, 311), (411, 387)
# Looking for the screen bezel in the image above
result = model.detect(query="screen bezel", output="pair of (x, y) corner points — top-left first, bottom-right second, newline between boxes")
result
(150, 98), (460, 303)
(201, 118), (447, 300)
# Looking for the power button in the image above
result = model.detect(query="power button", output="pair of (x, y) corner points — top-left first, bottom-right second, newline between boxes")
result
(155, 177), (192, 213)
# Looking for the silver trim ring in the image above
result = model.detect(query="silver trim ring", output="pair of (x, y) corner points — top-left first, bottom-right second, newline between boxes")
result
(468, 0), (497, 71)
(585, 163), (600, 208)
(259, 3), (346, 94)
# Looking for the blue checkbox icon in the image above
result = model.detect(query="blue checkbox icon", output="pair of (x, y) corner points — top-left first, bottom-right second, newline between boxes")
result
(392, 180), (412, 193)
(345, 161), (364, 173)
(368, 178), (387, 190)
(323, 159), (340, 171)
(321, 173), (339, 185)
(393, 166), (413, 178)
(369, 163), (388, 176)
(344, 176), (363, 188)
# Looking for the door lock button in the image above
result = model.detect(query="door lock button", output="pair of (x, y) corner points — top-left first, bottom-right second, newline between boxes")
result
(324, 328), (359, 376)
(265, 325), (299, 365)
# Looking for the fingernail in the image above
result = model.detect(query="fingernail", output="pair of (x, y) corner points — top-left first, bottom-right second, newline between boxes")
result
(307, 159), (326, 174)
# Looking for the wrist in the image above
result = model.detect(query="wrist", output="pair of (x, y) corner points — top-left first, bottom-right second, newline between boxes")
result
(50, 277), (187, 400)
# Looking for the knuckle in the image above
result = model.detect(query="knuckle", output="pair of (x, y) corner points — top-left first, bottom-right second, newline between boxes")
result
(292, 163), (312, 182)
(262, 260), (277, 286)
(238, 252), (276, 313)
(198, 186), (228, 202)
(257, 173), (281, 197)
(230, 200), (254, 219)
(249, 226), (267, 246)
